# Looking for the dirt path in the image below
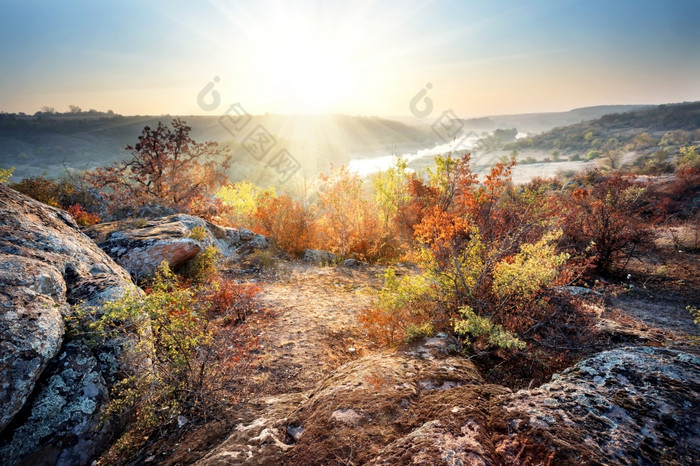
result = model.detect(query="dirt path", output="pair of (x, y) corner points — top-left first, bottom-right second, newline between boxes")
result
(187, 262), (382, 465)
(252, 263), (379, 394)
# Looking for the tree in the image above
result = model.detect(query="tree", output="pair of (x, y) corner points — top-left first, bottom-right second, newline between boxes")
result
(87, 119), (231, 218)
(372, 157), (410, 229)
(68, 105), (82, 114)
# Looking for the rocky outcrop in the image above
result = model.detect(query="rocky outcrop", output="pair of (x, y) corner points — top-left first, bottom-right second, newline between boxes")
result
(303, 249), (337, 265)
(494, 346), (700, 465)
(0, 185), (134, 465)
(371, 346), (700, 465)
(84, 215), (268, 279)
(198, 337), (700, 465)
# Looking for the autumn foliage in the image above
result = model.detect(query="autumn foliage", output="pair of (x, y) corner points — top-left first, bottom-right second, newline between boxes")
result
(557, 172), (653, 274)
(87, 119), (231, 219)
(254, 194), (310, 257)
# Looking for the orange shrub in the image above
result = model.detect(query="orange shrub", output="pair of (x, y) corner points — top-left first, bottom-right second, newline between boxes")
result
(66, 204), (101, 226)
(208, 279), (262, 324)
(254, 194), (310, 257)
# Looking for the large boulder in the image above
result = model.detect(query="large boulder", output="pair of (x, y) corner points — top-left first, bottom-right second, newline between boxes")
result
(84, 215), (269, 279)
(369, 346), (700, 465)
(303, 248), (337, 265)
(0, 185), (134, 465)
(494, 346), (700, 465)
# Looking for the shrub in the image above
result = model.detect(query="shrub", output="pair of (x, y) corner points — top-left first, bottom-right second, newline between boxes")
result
(676, 145), (699, 174)
(453, 306), (524, 350)
(73, 262), (262, 463)
(0, 166), (13, 183)
(10, 175), (102, 213)
(84, 263), (214, 427)
(208, 279), (261, 324)
(254, 194), (309, 257)
(188, 225), (208, 241)
(181, 245), (221, 284)
(585, 150), (600, 161)
(559, 173), (653, 274)
(66, 203), (101, 226)
(363, 155), (596, 365)
(358, 268), (435, 346)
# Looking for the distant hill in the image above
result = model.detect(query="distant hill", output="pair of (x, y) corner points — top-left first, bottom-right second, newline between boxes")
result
(509, 101), (700, 154)
(463, 105), (653, 133)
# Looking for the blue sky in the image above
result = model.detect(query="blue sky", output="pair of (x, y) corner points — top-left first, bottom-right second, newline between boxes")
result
(0, 0), (698, 116)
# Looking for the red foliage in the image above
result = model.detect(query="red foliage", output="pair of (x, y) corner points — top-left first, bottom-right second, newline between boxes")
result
(66, 204), (101, 226)
(208, 279), (261, 324)
(557, 173), (653, 274)
(87, 119), (231, 219)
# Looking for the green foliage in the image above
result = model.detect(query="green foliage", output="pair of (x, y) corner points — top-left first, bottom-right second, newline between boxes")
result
(358, 268), (435, 345)
(0, 166), (14, 183)
(251, 248), (277, 269)
(372, 157), (410, 228)
(216, 180), (276, 228)
(493, 230), (569, 300)
(634, 150), (673, 175)
(676, 145), (699, 171)
(585, 150), (600, 161)
(82, 263), (213, 427)
(405, 322), (436, 342)
(188, 225), (208, 241)
(453, 306), (525, 350)
(181, 245), (221, 284)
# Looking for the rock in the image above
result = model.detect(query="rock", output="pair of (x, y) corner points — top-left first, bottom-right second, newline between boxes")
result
(303, 249), (337, 265)
(371, 346), (700, 465)
(282, 338), (487, 465)
(84, 215), (270, 279)
(239, 228), (255, 242)
(0, 255), (66, 434)
(0, 185), (134, 465)
(286, 425), (304, 443)
(495, 346), (700, 465)
(340, 258), (365, 268)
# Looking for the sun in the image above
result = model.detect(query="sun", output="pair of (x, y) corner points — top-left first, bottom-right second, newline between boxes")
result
(263, 31), (353, 113)
(234, 3), (364, 114)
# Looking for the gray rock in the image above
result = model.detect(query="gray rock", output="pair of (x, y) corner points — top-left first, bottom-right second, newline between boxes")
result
(0, 185), (134, 465)
(84, 215), (271, 278)
(239, 228), (255, 242)
(249, 234), (269, 250)
(497, 346), (700, 465)
(340, 258), (365, 268)
(303, 249), (337, 265)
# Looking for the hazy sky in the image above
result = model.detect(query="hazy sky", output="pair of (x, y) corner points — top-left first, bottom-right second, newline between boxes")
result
(1, 0), (698, 117)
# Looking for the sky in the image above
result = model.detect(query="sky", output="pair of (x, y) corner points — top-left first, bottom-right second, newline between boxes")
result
(0, 0), (698, 117)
